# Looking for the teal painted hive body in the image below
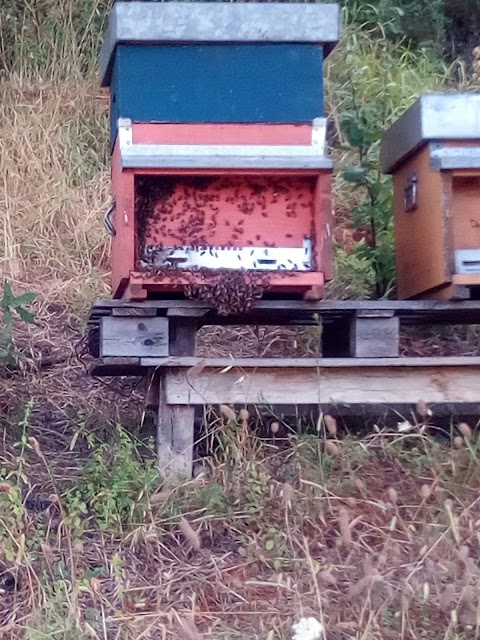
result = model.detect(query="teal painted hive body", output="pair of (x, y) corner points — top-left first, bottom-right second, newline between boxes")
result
(100, 2), (340, 146)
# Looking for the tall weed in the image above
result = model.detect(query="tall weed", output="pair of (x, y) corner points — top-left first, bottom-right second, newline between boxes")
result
(1, 0), (110, 81)
(326, 13), (455, 296)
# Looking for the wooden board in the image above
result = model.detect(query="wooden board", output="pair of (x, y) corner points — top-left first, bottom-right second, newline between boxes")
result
(393, 145), (450, 298)
(140, 356), (480, 368)
(351, 315), (399, 358)
(100, 316), (169, 357)
(90, 297), (480, 314)
(157, 318), (197, 477)
(451, 175), (480, 250)
(139, 175), (317, 250)
(133, 123), (314, 146)
(162, 360), (480, 405)
(111, 143), (135, 298)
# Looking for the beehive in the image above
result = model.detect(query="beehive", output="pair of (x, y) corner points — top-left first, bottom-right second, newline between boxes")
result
(381, 94), (480, 300)
(100, 1), (340, 306)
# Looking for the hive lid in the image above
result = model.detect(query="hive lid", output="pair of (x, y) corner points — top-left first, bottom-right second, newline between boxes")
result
(380, 94), (480, 174)
(100, 1), (340, 87)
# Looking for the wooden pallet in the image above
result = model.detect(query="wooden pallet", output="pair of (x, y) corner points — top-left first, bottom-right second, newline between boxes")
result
(87, 298), (480, 476)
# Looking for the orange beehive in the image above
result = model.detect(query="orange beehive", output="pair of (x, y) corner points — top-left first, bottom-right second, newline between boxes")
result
(100, 2), (340, 308)
(381, 94), (480, 300)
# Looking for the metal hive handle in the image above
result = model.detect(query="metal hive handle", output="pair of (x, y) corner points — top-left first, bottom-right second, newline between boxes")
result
(103, 201), (116, 236)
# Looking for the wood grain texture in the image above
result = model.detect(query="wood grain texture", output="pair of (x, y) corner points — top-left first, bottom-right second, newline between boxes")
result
(393, 145), (450, 298)
(157, 376), (195, 477)
(101, 316), (169, 357)
(89, 298), (480, 333)
(133, 123), (313, 146)
(451, 175), (480, 251)
(111, 141), (135, 298)
(112, 307), (157, 317)
(140, 356), (480, 368)
(164, 363), (480, 405)
(351, 316), (399, 358)
(157, 319), (197, 477)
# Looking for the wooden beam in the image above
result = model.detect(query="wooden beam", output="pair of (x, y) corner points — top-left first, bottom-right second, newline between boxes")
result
(351, 315), (399, 358)
(162, 361), (480, 405)
(89, 297), (480, 327)
(141, 356), (480, 368)
(91, 297), (480, 312)
(100, 316), (169, 357)
(157, 318), (197, 478)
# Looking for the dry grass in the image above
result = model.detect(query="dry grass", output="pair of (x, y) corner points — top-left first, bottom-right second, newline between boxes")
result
(0, 410), (479, 639)
(0, 79), (110, 314)
(2, 4), (480, 639)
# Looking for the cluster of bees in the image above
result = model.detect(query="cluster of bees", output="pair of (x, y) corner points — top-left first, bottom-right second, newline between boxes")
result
(134, 175), (314, 314)
(137, 265), (270, 315)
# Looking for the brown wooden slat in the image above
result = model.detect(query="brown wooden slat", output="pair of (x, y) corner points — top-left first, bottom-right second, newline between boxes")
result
(140, 356), (480, 368)
(101, 316), (169, 358)
(164, 363), (480, 405)
(111, 307), (157, 317)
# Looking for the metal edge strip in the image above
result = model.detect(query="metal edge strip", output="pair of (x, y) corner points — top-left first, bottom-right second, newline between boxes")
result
(430, 145), (480, 171)
(380, 94), (480, 174)
(121, 154), (333, 170)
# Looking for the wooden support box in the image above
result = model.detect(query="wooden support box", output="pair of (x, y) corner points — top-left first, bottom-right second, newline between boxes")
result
(88, 298), (480, 477)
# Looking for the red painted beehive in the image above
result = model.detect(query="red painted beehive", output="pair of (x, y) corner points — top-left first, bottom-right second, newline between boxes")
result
(101, 2), (340, 309)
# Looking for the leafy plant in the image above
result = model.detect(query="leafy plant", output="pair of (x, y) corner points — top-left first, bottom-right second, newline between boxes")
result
(342, 0), (445, 51)
(326, 14), (451, 298)
(0, 282), (35, 364)
(326, 246), (376, 300)
(65, 425), (161, 533)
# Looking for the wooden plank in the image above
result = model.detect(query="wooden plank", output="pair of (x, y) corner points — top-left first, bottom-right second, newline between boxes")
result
(101, 356), (141, 366)
(100, 317), (169, 357)
(157, 376), (195, 477)
(351, 316), (399, 358)
(452, 274), (480, 286)
(141, 356), (480, 368)
(166, 307), (209, 318)
(356, 309), (395, 318)
(393, 145), (450, 298)
(90, 297), (480, 313)
(110, 144), (135, 298)
(164, 364), (480, 405)
(157, 318), (197, 477)
(112, 307), (157, 317)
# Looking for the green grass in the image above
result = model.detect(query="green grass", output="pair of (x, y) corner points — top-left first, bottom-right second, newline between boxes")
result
(0, 407), (479, 638)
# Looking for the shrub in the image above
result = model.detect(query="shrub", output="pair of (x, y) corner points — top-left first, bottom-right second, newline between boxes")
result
(0, 283), (35, 364)
(325, 11), (453, 297)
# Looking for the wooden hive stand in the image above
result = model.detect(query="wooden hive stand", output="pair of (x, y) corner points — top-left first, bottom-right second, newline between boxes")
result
(88, 298), (480, 477)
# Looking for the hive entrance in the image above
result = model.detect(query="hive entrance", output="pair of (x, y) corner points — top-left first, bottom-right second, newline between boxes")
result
(135, 174), (316, 257)
(134, 174), (317, 312)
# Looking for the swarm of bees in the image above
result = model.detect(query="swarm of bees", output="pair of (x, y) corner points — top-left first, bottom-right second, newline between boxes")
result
(184, 269), (270, 316)
(137, 261), (270, 316)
